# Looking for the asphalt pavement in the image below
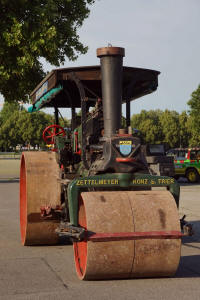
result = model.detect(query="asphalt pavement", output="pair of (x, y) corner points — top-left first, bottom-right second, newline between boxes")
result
(0, 158), (20, 179)
(0, 181), (200, 300)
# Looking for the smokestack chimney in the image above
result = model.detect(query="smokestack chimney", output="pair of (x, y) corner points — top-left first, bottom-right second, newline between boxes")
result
(97, 46), (125, 138)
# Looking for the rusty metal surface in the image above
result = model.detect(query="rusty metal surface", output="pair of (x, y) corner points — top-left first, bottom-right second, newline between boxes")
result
(20, 151), (61, 245)
(77, 190), (181, 280)
(87, 231), (183, 242)
(97, 47), (125, 57)
(128, 191), (181, 278)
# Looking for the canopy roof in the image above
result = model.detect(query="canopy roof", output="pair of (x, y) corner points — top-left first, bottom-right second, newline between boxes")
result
(30, 65), (160, 110)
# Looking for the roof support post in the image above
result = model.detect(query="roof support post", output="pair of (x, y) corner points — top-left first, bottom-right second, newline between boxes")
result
(54, 107), (59, 125)
(68, 72), (90, 170)
(126, 100), (130, 127)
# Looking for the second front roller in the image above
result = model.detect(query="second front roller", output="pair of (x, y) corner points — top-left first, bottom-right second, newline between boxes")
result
(73, 190), (181, 280)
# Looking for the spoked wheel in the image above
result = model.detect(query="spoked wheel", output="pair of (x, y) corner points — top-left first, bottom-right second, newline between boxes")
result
(73, 191), (181, 280)
(20, 151), (61, 245)
(43, 124), (66, 145)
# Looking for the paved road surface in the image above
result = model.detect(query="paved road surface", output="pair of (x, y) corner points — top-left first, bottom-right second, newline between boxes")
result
(0, 159), (20, 179)
(0, 182), (200, 300)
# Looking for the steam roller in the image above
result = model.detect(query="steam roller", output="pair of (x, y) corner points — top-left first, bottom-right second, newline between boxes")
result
(20, 46), (192, 280)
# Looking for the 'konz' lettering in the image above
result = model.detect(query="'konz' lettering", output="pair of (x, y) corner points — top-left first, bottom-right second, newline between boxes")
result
(132, 179), (149, 184)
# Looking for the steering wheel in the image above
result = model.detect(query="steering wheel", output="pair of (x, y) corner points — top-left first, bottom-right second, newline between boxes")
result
(42, 124), (66, 144)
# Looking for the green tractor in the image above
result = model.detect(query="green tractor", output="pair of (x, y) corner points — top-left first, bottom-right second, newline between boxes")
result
(20, 46), (191, 280)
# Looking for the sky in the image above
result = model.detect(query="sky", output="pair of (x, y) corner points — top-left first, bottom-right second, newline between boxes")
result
(1, 0), (200, 117)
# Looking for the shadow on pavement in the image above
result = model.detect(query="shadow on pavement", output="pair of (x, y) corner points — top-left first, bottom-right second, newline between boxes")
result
(182, 220), (200, 244)
(0, 179), (19, 183)
(178, 182), (200, 187)
(176, 255), (200, 278)
(176, 220), (200, 277)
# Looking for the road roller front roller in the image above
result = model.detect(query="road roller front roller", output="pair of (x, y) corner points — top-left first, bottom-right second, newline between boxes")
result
(74, 191), (181, 280)
(20, 45), (193, 280)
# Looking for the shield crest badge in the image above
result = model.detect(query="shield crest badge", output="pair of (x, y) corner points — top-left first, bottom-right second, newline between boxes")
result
(119, 141), (132, 156)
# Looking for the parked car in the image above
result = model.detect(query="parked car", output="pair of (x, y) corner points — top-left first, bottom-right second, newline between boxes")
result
(167, 148), (200, 183)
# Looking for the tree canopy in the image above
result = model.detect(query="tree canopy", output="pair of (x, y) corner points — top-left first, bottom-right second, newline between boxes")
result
(131, 109), (191, 147)
(187, 84), (200, 146)
(131, 110), (163, 144)
(0, 101), (20, 126)
(0, 0), (95, 102)
(159, 110), (180, 147)
(0, 102), (69, 151)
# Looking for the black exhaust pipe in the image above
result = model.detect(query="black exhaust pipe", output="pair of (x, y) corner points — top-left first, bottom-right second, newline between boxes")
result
(97, 47), (125, 138)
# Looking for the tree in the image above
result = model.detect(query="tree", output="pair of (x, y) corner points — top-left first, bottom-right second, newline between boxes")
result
(0, 109), (55, 150)
(187, 85), (200, 145)
(131, 109), (191, 148)
(17, 111), (54, 148)
(0, 0), (95, 102)
(159, 110), (180, 148)
(0, 111), (24, 150)
(0, 101), (20, 126)
(0, 102), (66, 150)
(179, 111), (190, 147)
(131, 110), (163, 144)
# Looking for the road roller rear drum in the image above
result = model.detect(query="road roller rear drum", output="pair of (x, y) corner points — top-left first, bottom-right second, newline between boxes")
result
(20, 151), (61, 245)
